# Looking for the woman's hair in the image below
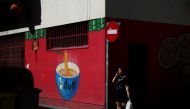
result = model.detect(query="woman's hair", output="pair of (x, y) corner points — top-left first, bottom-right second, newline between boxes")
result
(118, 66), (127, 75)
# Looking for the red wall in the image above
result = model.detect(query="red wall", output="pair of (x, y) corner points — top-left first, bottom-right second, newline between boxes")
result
(25, 29), (105, 105)
(107, 18), (190, 109)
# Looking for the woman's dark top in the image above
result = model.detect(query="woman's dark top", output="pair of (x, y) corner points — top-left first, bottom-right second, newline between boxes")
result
(115, 75), (128, 102)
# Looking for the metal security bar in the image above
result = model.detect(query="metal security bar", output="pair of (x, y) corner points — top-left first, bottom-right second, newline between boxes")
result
(0, 33), (25, 67)
(46, 21), (88, 50)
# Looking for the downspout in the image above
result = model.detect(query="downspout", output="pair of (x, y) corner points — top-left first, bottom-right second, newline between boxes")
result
(106, 39), (109, 109)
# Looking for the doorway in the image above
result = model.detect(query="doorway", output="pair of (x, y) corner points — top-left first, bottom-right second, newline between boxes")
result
(108, 42), (148, 109)
(128, 43), (148, 109)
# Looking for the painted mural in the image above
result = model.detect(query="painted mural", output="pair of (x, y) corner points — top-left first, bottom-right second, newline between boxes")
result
(24, 19), (106, 106)
(25, 30), (81, 100)
(56, 51), (80, 100)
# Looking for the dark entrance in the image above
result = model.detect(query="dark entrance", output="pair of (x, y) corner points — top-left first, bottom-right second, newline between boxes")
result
(108, 42), (148, 109)
(128, 43), (148, 109)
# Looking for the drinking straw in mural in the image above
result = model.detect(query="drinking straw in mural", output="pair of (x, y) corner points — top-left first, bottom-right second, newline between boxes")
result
(56, 51), (80, 100)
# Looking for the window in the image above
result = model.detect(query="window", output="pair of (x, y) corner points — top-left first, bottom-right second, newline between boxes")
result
(46, 21), (88, 50)
(0, 33), (25, 67)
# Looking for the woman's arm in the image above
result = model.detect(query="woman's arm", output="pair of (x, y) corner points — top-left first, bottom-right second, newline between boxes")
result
(112, 73), (118, 83)
(125, 85), (130, 99)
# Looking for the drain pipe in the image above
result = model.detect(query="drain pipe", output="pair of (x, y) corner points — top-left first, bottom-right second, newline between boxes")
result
(106, 39), (109, 109)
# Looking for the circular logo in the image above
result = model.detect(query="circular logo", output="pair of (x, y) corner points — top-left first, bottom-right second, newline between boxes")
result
(159, 37), (180, 68)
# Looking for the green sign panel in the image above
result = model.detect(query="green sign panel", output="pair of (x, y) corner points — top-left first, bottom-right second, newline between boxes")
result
(89, 18), (105, 31)
(25, 29), (46, 40)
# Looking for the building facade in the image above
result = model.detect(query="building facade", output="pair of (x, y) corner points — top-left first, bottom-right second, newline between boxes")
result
(1, 0), (190, 109)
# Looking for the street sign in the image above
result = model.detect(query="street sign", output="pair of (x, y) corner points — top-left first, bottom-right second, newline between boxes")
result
(106, 21), (120, 42)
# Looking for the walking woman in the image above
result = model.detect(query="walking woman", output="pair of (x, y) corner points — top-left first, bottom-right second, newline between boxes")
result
(112, 67), (130, 109)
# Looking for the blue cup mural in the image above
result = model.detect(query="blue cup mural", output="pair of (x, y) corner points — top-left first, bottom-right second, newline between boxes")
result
(56, 62), (80, 100)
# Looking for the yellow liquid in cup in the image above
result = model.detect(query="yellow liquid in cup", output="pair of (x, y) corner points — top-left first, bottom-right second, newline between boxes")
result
(59, 68), (77, 77)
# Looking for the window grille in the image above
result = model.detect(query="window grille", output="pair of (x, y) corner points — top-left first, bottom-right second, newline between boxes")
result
(46, 21), (88, 50)
(0, 33), (24, 67)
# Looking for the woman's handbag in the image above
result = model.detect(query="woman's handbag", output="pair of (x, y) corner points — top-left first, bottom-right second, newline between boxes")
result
(126, 99), (133, 109)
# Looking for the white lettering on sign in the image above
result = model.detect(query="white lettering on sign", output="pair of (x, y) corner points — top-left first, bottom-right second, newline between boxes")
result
(107, 28), (117, 35)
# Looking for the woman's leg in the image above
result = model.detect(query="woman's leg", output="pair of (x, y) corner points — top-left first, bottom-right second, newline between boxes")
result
(116, 101), (122, 109)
